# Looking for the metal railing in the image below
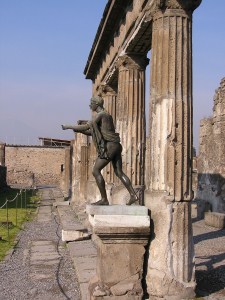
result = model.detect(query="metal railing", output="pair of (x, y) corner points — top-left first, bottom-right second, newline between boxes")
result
(0, 189), (36, 243)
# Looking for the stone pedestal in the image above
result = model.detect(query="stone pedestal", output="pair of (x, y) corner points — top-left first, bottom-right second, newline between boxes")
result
(86, 205), (150, 300)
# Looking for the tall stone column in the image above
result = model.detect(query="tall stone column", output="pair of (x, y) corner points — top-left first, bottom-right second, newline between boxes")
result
(71, 121), (90, 209)
(98, 84), (117, 185)
(117, 54), (148, 190)
(145, 1), (201, 298)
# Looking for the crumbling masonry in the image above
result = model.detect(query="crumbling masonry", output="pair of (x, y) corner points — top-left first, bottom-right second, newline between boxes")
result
(197, 77), (225, 213)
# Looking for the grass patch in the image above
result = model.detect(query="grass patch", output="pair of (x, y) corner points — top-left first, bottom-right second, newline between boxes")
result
(0, 188), (39, 261)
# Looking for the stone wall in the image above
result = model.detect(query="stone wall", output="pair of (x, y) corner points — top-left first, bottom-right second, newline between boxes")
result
(5, 145), (70, 188)
(197, 77), (225, 212)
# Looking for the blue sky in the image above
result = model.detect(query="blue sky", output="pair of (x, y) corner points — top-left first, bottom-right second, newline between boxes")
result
(0, 1), (225, 152)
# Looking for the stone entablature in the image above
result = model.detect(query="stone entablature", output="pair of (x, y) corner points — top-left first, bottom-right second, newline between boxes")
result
(84, 0), (201, 93)
(197, 77), (225, 212)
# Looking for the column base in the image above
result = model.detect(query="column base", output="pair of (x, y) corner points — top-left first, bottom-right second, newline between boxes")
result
(144, 191), (196, 299)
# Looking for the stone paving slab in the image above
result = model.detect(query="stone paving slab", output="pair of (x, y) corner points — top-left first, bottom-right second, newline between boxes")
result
(37, 206), (52, 222)
(68, 240), (97, 258)
(68, 240), (97, 300)
(29, 240), (61, 280)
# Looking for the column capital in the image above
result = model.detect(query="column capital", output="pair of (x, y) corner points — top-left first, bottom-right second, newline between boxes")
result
(156, 0), (201, 12)
(116, 54), (149, 72)
(97, 84), (117, 97)
(146, 0), (201, 20)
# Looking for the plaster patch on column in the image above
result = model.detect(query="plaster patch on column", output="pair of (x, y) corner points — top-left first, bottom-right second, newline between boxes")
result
(153, 98), (173, 191)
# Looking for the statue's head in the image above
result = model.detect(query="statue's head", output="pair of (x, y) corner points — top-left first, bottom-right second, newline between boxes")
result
(89, 96), (104, 111)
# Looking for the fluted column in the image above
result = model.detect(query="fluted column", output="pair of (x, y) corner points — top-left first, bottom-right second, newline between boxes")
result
(149, 8), (193, 201)
(145, 1), (201, 298)
(71, 121), (90, 208)
(98, 85), (117, 184)
(117, 54), (148, 188)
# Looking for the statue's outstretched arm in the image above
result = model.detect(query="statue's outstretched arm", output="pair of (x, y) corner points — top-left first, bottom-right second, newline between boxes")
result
(61, 124), (91, 135)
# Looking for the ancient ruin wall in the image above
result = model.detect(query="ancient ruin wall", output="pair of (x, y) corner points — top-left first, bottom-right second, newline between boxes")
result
(5, 145), (67, 187)
(197, 77), (225, 212)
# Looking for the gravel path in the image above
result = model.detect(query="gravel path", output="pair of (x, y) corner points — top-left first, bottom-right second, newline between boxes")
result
(0, 188), (81, 300)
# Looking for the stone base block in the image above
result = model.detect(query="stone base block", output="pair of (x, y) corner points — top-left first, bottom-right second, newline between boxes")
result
(87, 205), (150, 300)
(61, 229), (90, 242)
(53, 201), (70, 207)
(205, 212), (225, 229)
(91, 295), (141, 300)
(145, 191), (195, 299)
(89, 242), (145, 299)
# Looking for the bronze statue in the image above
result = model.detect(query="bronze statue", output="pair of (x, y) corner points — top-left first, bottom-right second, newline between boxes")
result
(62, 96), (138, 206)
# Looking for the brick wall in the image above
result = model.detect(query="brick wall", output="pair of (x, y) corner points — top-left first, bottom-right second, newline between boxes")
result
(5, 145), (68, 187)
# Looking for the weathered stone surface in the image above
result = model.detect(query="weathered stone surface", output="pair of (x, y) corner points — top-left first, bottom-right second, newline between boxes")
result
(197, 78), (225, 213)
(68, 240), (97, 258)
(57, 205), (90, 241)
(191, 202), (198, 219)
(96, 242), (145, 287)
(88, 208), (149, 300)
(5, 145), (70, 189)
(110, 273), (140, 296)
(89, 215), (150, 233)
(53, 200), (70, 207)
(148, 7), (193, 202)
(91, 295), (142, 300)
(29, 240), (60, 280)
(68, 240), (97, 300)
(115, 54), (148, 193)
(205, 212), (225, 229)
(62, 230), (89, 242)
(145, 193), (195, 299)
(86, 204), (149, 216)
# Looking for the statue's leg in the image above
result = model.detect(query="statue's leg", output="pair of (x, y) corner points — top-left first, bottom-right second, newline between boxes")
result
(92, 157), (110, 205)
(111, 154), (139, 205)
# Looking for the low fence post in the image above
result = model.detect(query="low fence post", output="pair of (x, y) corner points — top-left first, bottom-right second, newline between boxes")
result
(6, 200), (9, 243)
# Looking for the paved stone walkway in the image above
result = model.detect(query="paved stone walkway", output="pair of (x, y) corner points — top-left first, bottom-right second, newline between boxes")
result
(1, 187), (225, 300)
(0, 187), (81, 300)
